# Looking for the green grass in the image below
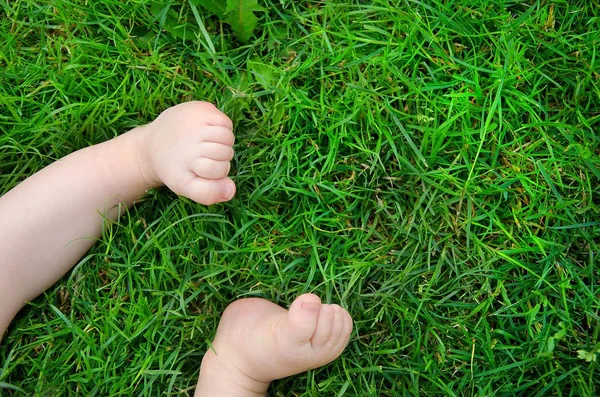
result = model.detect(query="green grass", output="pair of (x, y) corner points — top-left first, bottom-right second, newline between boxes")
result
(1, 0), (599, 395)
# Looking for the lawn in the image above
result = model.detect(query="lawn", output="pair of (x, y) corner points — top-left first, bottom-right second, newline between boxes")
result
(1, 0), (599, 395)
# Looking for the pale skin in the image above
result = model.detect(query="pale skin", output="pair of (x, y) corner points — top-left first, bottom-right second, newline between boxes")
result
(0, 101), (353, 396)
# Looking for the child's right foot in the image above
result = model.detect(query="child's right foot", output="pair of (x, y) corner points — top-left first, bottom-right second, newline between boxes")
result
(195, 294), (353, 396)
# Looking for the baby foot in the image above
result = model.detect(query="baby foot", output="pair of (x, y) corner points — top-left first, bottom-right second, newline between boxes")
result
(195, 294), (353, 396)
(135, 101), (237, 205)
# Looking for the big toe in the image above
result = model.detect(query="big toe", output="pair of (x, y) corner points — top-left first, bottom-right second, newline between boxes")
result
(284, 294), (322, 344)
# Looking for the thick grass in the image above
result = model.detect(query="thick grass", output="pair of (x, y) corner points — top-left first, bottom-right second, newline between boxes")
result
(1, 0), (599, 395)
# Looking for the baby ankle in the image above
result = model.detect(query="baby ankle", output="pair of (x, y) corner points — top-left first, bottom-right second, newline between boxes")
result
(196, 349), (270, 397)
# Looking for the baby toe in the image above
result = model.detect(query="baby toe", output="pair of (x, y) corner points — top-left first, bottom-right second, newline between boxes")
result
(333, 309), (353, 351)
(328, 305), (345, 344)
(284, 294), (322, 344)
(181, 177), (236, 205)
(197, 142), (234, 161)
(191, 158), (231, 180)
(310, 305), (335, 348)
(199, 126), (235, 145)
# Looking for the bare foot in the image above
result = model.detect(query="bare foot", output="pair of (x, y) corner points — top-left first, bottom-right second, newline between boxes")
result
(138, 101), (237, 206)
(195, 294), (353, 396)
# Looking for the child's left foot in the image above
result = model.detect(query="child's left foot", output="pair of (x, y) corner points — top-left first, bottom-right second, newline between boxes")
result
(195, 294), (353, 396)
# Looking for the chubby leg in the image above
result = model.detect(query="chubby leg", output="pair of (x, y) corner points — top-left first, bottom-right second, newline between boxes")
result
(0, 102), (236, 339)
(195, 294), (353, 396)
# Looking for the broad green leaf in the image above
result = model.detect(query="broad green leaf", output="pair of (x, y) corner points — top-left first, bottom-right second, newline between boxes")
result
(191, 0), (227, 18)
(225, 0), (259, 42)
(553, 322), (567, 341)
(546, 337), (555, 353)
(248, 59), (279, 89)
(577, 349), (597, 363)
(151, 2), (199, 42)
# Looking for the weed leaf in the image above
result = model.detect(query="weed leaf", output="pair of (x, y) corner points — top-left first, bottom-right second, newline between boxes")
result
(192, 0), (227, 18)
(225, 0), (259, 42)
(577, 350), (597, 363)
